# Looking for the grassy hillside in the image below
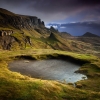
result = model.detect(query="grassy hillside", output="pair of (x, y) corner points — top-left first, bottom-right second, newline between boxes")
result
(0, 49), (100, 100)
(0, 8), (100, 100)
(0, 26), (95, 53)
(0, 8), (98, 53)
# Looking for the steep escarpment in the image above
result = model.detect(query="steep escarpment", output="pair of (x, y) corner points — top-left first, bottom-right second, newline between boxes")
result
(0, 8), (96, 52)
(0, 8), (44, 29)
(0, 8), (46, 50)
(0, 35), (16, 50)
(0, 34), (32, 50)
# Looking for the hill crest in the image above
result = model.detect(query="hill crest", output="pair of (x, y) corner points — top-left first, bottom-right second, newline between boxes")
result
(0, 8), (45, 29)
(82, 32), (99, 37)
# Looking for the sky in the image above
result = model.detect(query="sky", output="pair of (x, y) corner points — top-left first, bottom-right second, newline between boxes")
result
(0, 0), (100, 36)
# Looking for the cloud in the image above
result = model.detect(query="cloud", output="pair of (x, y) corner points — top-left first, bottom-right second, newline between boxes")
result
(60, 27), (66, 29)
(47, 21), (100, 36)
(28, 0), (100, 22)
(0, 0), (100, 23)
(50, 21), (100, 29)
(29, 0), (100, 13)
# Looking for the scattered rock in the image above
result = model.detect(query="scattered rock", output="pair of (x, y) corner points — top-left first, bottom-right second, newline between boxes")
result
(24, 60), (30, 63)
(76, 83), (83, 88)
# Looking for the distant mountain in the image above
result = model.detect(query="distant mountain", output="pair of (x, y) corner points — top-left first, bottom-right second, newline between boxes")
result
(0, 8), (96, 53)
(82, 32), (99, 37)
(48, 22), (100, 36)
(75, 32), (100, 51)
(61, 32), (72, 36)
(59, 32), (72, 38)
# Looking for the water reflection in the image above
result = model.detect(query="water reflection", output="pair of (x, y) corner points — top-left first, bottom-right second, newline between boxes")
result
(8, 59), (87, 83)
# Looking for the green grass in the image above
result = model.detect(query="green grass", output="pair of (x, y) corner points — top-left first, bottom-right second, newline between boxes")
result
(0, 25), (96, 53)
(0, 8), (100, 99)
(0, 49), (100, 100)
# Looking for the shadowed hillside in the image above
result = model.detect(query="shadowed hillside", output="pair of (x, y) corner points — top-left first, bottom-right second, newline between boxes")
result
(82, 32), (99, 37)
(0, 8), (99, 54)
(0, 8), (100, 100)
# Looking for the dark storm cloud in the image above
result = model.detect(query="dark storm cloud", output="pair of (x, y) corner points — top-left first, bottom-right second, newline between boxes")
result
(77, 0), (100, 5)
(0, 0), (100, 22)
(30, 0), (100, 13)
(0, 0), (21, 6)
(26, 0), (100, 22)
(28, 0), (100, 20)
(1, 0), (100, 6)
(0, 0), (100, 36)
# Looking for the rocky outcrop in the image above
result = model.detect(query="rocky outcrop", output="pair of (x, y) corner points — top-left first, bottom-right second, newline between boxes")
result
(0, 35), (18, 50)
(24, 36), (32, 47)
(0, 34), (32, 50)
(50, 26), (58, 33)
(60, 32), (72, 37)
(0, 8), (46, 50)
(0, 30), (13, 36)
(75, 83), (83, 88)
(49, 32), (58, 41)
(0, 8), (45, 29)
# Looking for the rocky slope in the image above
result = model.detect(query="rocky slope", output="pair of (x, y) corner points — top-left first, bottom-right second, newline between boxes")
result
(0, 8), (96, 53)
(0, 8), (46, 50)
(0, 8), (44, 29)
(75, 33), (100, 52)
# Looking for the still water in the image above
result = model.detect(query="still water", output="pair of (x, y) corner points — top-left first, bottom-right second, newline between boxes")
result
(8, 59), (87, 83)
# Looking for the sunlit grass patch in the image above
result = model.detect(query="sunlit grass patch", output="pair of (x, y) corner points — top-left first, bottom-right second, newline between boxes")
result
(0, 49), (100, 99)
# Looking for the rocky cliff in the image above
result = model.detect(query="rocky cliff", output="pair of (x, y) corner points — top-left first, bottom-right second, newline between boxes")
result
(0, 8), (46, 50)
(0, 8), (44, 29)
(0, 8), (97, 53)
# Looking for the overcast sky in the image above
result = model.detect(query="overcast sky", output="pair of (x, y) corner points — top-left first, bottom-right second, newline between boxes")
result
(0, 0), (100, 36)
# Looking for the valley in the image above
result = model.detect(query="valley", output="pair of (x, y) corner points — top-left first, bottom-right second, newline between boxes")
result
(0, 8), (100, 100)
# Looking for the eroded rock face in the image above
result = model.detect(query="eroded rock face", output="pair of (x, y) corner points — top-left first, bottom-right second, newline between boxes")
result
(50, 26), (58, 33)
(0, 9), (45, 29)
(24, 36), (32, 47)
(0, 35), (17, 50)
(0, 30), (13, 36)
(0, 35), (32, 50)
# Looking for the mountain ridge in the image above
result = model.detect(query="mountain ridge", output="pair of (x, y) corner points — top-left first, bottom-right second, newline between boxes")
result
(0, 8), (99, 53)
(0, 8), (44, 30)
(0, 8), (15, 16)
(82, 32), (99, 37)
